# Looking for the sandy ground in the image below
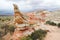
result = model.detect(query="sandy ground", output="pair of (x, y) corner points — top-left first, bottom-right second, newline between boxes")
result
(3, 24), (60, 40)
(44, 25), (60, 40)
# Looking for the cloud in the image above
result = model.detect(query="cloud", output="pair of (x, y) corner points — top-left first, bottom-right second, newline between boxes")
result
(1, 0), (60, 12)
(0, 0), (13, 10)
(7, 0), (21, 1)
(0, 0), (14, 15)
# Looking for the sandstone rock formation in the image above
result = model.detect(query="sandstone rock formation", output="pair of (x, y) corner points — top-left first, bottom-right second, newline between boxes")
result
(13, 4), (26, 24)
(12, 4), (50, 40)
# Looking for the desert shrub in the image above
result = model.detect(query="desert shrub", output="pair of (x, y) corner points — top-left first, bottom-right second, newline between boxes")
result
(0, 18), (1, 20)
(8, 25), (15, 35)
(21, 29), (47, 40)
(5, 18), (10, 21)
(30, 29), (47, 40)
(0, 24), (15, 35)
(1, 24), (9, 35)
(0, 31), (5, 40)
(50, 22), (56, 26)
(0, 17), (11, 22)
(46, 21), (56, 26)
(57, 23), (60, 28)
(1, 19), (5, 22)
(0, 31), (3, 37)
(21, 37), (32, 40)
(46, 21), (51, 24)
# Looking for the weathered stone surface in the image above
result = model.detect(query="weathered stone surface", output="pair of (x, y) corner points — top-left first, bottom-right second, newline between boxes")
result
(13, 4), (25, 24)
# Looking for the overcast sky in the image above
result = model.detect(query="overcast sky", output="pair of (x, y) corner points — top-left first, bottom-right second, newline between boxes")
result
(0, 0), (60, 15)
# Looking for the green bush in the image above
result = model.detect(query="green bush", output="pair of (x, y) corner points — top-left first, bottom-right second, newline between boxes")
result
(57, 23), (60, 28)
(0, 31), (3, 37)
(0, 31), (5, 38)
(21, 29), (47, 40)
(21, 37), (32, 40)
(46, 21), (60, 28)
(0, 18), (1, 20)
(0, 24), (15, 36)
(30, 29), (47, 40)
(5, 18), (10, 21)
(1, 24), (9, 35)
(8, 25), (15, 35)
(1, 19), (5, 22)
(46, 21), (56, 26)
(46, 21), (51, 24)
(8, 25), (15, 32)
(50, 22), (56, 26)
